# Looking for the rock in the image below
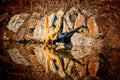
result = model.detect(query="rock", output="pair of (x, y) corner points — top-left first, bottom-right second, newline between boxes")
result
(74, 13), (85, 28)
(81, 9), (94, 18)
(7, 48), (31, 66)
(15, 28), (27, 41)
(33, 46), (46, 66)
(71, 33), (98, 47)
(87, 16), (100, 37)
(7, 13), (29, 32)
(33, 19), (44, 39)
(88, 55), (100, 77)
(76, 63), (87, 77)
(71, 46), (92, 59)
(26, 13), (42, 28)
(64, 7), (79, 31)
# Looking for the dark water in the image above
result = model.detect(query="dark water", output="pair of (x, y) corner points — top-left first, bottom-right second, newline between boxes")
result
(0, 41), (120, 80)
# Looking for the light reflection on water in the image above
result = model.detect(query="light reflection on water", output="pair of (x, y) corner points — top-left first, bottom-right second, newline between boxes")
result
(0, 41), (120, 80)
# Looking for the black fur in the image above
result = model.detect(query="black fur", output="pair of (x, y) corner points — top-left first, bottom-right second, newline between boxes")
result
(53, 17), (84, 46)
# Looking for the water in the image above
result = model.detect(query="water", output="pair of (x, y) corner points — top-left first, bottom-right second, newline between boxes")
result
(0, 41), (120, 80)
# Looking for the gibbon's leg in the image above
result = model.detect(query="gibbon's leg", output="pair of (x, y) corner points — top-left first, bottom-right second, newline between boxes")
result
(44, 14), (49, 36)
(44, 46), (63, 71)
(52, 53), (63, 71)
(45, 55), (50, 73)
(43, 14), (50, 43)
(49, 48), (63, 71)
(44, 46), (50, 73)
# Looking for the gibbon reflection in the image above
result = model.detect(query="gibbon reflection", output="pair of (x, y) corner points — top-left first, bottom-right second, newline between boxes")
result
(42, 45), (88, 78)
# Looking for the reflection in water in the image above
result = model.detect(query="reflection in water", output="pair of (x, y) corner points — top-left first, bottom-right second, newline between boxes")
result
(0, 41), (120, 80)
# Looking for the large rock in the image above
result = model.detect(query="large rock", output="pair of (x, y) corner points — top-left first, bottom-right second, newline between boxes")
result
(64, 7), (79, 31)
(7, 13), (30, 32)
(71, 33), (103, 47)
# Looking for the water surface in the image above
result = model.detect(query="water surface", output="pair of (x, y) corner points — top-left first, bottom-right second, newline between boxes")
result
(0, 41), (120, 80)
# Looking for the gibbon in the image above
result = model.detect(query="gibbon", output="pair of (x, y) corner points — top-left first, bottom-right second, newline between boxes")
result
(43, 14), (62, 43)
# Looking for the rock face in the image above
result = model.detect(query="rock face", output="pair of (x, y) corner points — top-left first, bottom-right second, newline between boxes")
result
(1, 6), (120, 48)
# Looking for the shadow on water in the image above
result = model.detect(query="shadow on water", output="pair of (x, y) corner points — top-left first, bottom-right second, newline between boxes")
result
(0, 41), (120, 80)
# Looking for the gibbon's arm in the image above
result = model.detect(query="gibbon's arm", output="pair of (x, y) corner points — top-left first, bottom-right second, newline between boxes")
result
(53, 25), (82, 45)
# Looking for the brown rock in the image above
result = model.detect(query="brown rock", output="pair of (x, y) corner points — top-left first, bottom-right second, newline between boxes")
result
(88, 55), (100, 77)
(74, 13), (85, 28)
(87, 16), (99, 37)
(76, 63), (86, 77)
(71, 33), (99, 47)
(64, 7), (79, 30)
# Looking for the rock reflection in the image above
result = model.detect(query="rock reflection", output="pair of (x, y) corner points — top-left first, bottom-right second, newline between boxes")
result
(1, 41), (117, 79)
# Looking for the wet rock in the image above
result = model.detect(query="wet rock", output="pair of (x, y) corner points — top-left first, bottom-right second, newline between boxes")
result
(15, 28), (27, 41)
(76, 63), (87, 77)
(33, 46), (46, 65)
(88, 55), (100, 77)
(7, 48), (31, 66)
(71, 46), (92, 59)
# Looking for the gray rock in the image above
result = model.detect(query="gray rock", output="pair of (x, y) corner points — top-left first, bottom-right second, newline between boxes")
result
(7, 48), (31, 66)
(7, 13), (29, 32)
(71, 33), (97, 47)
(64, 7), (79, 31)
